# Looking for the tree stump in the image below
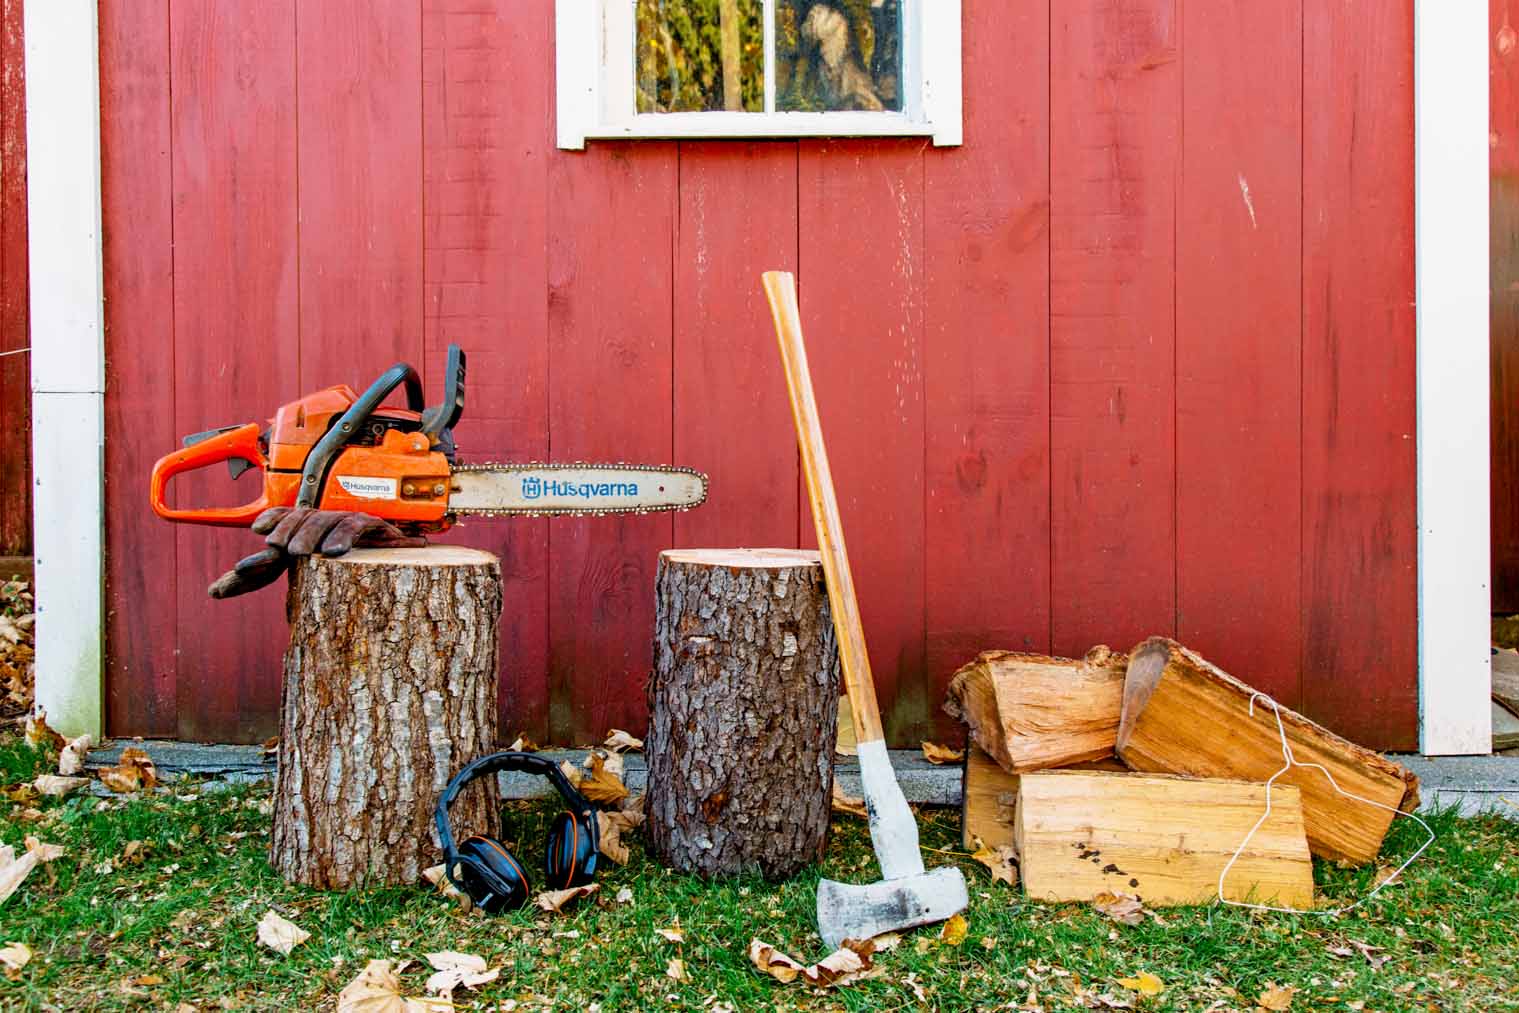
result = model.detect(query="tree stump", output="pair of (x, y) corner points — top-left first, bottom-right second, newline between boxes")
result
(645, 548), (840, 880)
(270, 546), (502, 889)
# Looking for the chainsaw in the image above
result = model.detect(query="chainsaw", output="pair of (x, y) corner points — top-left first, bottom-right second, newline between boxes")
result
(149, 345), (707, 529)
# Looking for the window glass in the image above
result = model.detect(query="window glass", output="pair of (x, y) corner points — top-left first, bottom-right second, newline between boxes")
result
(636, 0), (766, 113)
(777, 0), (902, 112)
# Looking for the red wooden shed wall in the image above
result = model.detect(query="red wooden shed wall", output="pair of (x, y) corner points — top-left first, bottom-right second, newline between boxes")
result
(0, 0), (28, 557)
(98, 0), (1418, 749)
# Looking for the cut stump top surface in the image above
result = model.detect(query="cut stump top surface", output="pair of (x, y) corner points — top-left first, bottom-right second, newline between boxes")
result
(659, 547), (822, 569)
(327, 546), (500, 567)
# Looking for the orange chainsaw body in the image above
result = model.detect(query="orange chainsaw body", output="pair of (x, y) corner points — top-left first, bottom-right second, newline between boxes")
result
(150, 380), (455, 529)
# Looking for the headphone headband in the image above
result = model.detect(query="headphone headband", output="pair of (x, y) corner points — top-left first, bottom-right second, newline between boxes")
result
(434, 751), (598, 860)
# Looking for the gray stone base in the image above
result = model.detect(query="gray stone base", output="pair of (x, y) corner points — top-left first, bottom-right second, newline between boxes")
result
(85, 741), (1519, 820)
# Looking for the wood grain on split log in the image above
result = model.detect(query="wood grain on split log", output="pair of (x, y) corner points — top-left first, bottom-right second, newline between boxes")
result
(959, 743), (1126, 850)
(1017, 769), (1316, 908)
(1117, 637), (1420, 865)
(645, 549), (839, 879)
(271, 546), (502, 889)
(944, 647), (1127, 773)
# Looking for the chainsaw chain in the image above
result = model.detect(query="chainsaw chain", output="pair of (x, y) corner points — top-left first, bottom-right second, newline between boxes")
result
(448, 461), (709, 519)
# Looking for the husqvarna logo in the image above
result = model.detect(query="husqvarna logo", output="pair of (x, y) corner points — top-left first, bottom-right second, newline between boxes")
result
(522, 476), (543, 500)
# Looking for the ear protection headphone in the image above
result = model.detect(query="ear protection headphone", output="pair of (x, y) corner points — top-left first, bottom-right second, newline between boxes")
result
(433, 751), (599, 913)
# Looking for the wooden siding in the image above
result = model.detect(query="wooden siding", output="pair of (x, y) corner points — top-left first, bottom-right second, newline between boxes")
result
(1493, 0), (1519, 610)
(0, 0), (28, 556)
(98, 0), (1419, 748)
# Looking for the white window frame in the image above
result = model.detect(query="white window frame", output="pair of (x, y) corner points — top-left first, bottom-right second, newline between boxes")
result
(556, 0), (962, 149)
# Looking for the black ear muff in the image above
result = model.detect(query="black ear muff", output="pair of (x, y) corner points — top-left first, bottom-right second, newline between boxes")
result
(456, 835), (531, 913)
(544, 810), (598, 890)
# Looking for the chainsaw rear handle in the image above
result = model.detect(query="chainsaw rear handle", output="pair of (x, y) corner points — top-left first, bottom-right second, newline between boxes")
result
(150, 422), (272, 526)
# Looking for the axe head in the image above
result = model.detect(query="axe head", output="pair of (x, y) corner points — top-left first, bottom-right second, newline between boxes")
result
(815, 864), (969, 949)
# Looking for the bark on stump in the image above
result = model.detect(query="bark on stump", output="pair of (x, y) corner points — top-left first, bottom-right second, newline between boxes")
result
(645, 549), (840, 880)
(271, 546), (502, 889)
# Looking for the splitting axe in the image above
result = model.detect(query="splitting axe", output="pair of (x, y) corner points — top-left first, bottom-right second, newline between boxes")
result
(762, 271), (969, 948)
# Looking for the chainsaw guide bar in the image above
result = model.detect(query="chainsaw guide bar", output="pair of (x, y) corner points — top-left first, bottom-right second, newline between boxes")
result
(448, 462), (708, 518)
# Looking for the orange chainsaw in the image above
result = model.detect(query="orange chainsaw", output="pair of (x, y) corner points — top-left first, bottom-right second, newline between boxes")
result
(150, 345), (708, 529)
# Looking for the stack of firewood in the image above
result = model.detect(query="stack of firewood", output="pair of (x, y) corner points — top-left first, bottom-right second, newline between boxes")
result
(945, 638), (1422, 908)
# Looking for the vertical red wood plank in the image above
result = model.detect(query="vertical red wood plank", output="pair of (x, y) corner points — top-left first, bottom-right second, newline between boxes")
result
(100, 2), (178, 736)
(1176, 0), (1304, 707)
(1049, 0), (1178, 658)
(1301, 1), (1417, 746)
(1492, 0), (1519, 610)
(672, 142), (799, 553)
(423, 0), (553, 743)
(923, 0), (1051, 739)
(0, 0), (29, 556)
(798, 139), (926, 744)
(297, 1), (424, 392)
(170, 0), (299, 743)
(547, 145), (677, 744)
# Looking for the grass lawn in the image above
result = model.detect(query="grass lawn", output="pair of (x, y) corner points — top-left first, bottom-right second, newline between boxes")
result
(1, 735), (1516, 1012)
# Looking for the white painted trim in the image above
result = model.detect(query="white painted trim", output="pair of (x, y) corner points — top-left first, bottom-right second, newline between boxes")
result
(24, 1), (106, 738)
(558, 0), (961, 147)
(1414, 0), (1491, 755)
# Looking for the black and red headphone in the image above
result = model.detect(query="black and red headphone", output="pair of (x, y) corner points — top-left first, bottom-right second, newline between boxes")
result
(433, 751), (599, 913)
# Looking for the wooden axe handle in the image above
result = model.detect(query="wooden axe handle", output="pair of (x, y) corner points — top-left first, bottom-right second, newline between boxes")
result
(762, 270), (884, 746)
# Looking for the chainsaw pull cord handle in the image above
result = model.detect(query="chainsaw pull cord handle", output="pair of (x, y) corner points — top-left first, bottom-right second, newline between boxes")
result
(295, 361), (425, 509)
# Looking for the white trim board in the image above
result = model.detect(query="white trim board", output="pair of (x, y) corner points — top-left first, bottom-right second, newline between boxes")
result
(1414, 0), (1492, 755)
(25, 0), (106, 738)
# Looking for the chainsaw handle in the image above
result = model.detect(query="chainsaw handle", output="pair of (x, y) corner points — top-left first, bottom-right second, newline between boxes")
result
(296, 361), (424, 508)
(149, 422), (272, 526)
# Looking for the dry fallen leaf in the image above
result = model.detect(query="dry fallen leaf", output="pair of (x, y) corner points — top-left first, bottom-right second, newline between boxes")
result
(578, 752), (629, 805)
(535, 882), (599, 913)
(666, 958), (689, 983)
(1256, 983), (1297, 1010)
(831, 781), (868, 818)
(921, 741), (964, 765)
(1117, 971), (1165, 996)
(1092, 891), (1147, 927)
(58, 733), (92, 776)
(748, 938), (875, 988)
(507, 735), (540, 753)
(656, 923), (685, 944)
(424, 950), (498, 1000)
(596, 807), (645, 866)
(255, 910), (310, 955)
(603, 729), (643, 752)
(421, 864), (473, 912)
(32, 774), (89, 797)
(24, 708), (64, 753)
(558, 760), (583, 789)
(615, 886), (634, 904)
(0, 838), (63, 906)
(99, 747), (158, 794)
(336, 958), (451, 1013)
(971, 839), (1019, 887)
(938, 914), (968, 947)
(0, 941), (31, 979)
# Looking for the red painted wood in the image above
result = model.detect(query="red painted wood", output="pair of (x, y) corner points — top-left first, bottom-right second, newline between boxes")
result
(1492, 0), (1519, 610)
(0, 0), (29, 556)
(1049, 0), (1178, 659)
(423, 0), (553, 744)
(169, 0), (299, 743)
(922, 0), (1051, 742)
(546, 144), (677, 744)
(798, 139), (928, 743)
(1301, 2), (1417, 748)
(672, 141), (800, 554)
(1176, 0), (1304, 707)
(297, 1), (424, 393)
(99, 2), (178, 737)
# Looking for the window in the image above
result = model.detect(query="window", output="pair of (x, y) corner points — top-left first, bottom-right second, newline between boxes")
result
(556, 0), (962, 148)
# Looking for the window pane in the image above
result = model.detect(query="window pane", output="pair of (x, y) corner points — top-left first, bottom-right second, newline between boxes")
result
(637, 0), (765, 113)
(777, 1), (902, 112)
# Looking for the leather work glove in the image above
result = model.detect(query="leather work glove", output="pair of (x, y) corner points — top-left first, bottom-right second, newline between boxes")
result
(208, 507), (427, 599)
